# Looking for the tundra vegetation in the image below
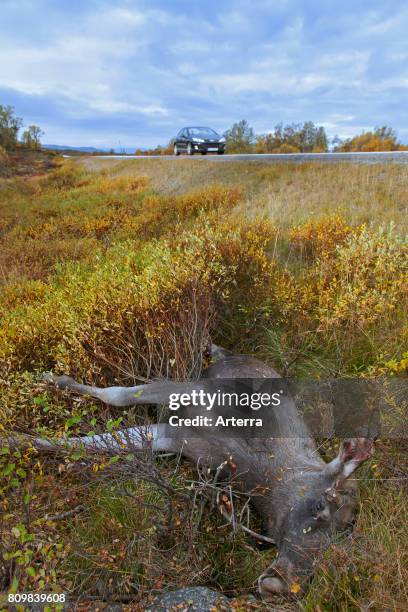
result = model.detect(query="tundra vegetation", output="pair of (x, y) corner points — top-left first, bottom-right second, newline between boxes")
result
(0, 157), (407, 609)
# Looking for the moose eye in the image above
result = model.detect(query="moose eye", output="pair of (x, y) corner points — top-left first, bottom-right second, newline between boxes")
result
(312, 498), (329, 519)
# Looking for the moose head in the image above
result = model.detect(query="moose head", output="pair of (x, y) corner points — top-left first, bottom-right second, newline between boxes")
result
(258, 437), (374, 598)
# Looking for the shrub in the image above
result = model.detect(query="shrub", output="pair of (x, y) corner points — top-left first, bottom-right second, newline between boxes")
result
(0, 222), (273, 387)
(276, 143), (300, 154)
(313, 224), (407, 330)
(92, 175), (150, 194)
(41, 163), (88, 190)
(289, 214), (356, 262)
(257, 218), (408, 374)
(0, 180), (243, 284)
(119, 185), (243, 240)
(0, 237), (101, 281)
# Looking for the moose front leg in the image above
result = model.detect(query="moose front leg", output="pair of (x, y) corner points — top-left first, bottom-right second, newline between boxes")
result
(44, 373), (183, 407)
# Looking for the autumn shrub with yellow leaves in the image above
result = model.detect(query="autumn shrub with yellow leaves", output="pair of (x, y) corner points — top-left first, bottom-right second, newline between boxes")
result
(0, 224), (273, 385)
(289, 214), (355, 262)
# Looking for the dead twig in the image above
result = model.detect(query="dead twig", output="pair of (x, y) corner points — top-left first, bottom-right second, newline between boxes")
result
(194, 458), (276, 546)
(216, 491), (275, 545)
(46, 504), (86, 521)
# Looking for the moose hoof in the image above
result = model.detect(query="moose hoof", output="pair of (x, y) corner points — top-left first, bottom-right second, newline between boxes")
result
(43, 373), (75, 389)
(42, 372), (57, 384)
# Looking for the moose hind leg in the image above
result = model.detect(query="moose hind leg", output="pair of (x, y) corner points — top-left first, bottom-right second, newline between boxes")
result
(5, 424), (180, 455)
(70, 423), (179, 453)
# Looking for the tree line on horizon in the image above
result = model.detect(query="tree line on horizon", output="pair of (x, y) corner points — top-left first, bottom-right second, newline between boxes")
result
(2, 105), (406, 158)
(227, 120), (408, 154)
(137, 120), (408, 155)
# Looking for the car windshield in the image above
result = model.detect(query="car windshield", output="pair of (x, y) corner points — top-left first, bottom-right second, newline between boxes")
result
(188, 127), (219, 138)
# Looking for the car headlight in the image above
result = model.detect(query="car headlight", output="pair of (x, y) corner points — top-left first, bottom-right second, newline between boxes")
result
(192, 138), (204, 143)
(219, 138), (226, 143)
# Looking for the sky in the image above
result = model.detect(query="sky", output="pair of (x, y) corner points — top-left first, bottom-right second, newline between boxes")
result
(1, 0), (407, 149)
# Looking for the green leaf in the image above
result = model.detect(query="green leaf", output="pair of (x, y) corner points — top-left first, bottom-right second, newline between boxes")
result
(3, 462), (15, 476)
(65, 415), (81, 430)
(71, 451), (83, 461)
(106, 417), (123, 432)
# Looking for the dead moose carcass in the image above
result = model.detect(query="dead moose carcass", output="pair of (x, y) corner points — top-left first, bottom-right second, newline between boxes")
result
(15, 350), (374, 600)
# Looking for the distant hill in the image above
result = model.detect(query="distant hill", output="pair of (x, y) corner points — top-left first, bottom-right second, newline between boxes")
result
(43, 144), (108, 153)
(43, 144), (141, 154)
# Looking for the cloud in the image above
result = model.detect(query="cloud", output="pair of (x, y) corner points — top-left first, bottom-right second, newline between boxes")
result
(0, 0), (407, 147)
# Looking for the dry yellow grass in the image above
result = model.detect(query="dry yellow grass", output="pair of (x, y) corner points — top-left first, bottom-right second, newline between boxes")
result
(82, 157), (408, 231)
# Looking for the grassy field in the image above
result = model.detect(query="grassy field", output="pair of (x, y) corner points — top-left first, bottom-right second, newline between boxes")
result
(0, 157), (407, 610)
(84, 156), (408, 231)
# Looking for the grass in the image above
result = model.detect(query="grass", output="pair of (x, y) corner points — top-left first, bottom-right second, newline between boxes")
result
(83, 156), (408, 231)
(0, 157), (407, 609)
(60, 476), (278, 603)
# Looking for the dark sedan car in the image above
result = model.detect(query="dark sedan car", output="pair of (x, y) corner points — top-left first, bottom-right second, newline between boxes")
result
(173, 127), (225, 155)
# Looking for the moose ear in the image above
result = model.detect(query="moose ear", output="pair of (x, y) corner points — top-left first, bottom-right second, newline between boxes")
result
(325, 437), (374, 479)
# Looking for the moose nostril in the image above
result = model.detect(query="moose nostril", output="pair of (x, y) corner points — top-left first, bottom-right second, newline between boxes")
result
(259, 575), (287, 598)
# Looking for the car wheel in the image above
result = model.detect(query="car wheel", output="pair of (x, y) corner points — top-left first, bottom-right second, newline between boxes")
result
(187, 142), (194, 156)
(217, 150), (225, 155)
(201, 150), (207, 155)
(174, 144), (180, 156)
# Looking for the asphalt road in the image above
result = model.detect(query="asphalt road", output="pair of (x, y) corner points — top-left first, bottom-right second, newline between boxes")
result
(93, 151), (408, 164)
